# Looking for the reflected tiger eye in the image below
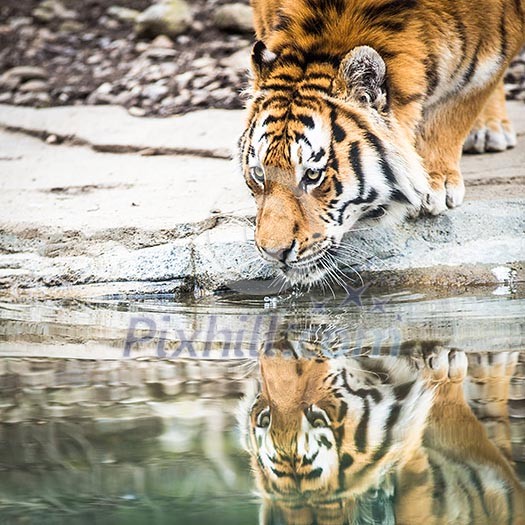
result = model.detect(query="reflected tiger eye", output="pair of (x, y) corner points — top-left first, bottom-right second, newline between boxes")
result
(312, 417), (327, 428)
(257, 409), (271, 428)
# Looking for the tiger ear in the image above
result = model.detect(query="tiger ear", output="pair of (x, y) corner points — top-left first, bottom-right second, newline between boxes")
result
(251, 40), (277, 86)
(339, 46), (388, 111)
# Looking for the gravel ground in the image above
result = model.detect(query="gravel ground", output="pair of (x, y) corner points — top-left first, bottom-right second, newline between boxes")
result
(0, 0), (524, 117)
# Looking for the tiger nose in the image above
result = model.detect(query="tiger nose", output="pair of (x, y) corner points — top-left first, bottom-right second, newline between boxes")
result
(261, 241), (296, 264)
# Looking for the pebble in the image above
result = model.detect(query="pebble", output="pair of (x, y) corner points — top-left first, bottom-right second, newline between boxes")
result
(220, 46), (251, 71)
(106, 6), (140, 24)
(19, 80), (49, 93)
(128, 106), (146, 117)
(142, 83), (169, 102)
(150, 35), (174, 49)
(3, 66), (47, 81)
(135, 0), (192, 39)
(214, 3), (254, 33)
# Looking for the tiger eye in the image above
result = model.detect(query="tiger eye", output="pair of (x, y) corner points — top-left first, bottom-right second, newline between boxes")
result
(304, 168), (323, 184)
(251, 166), (265, 184)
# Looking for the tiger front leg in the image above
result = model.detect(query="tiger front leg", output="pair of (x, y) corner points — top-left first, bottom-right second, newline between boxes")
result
(416, 87), (499, 215)
(416, 108), (468, 215)
(463, 80), (517, 154)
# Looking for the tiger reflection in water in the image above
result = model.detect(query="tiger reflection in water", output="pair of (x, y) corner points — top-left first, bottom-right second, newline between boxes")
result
(239, 343), (524, 525)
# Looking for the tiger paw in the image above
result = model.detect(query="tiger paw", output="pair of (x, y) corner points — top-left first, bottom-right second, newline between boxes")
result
(423, 349), (468, 383)
(463, 120), (517, 154)
(422, 179), (465, 215)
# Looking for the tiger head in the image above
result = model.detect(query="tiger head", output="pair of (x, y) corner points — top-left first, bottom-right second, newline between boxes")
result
(240, 349), (433, 524)
(238, 43), (429, 285)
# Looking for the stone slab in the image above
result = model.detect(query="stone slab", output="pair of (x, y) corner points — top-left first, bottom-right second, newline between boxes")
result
(0, 103), (245, 159)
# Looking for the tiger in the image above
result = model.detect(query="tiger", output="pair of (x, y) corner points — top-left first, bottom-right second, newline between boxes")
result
(239, 346), (525, 525)
(237, 0), (525, 286)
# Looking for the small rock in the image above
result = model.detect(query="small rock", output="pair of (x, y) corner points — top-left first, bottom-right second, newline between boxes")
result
(192, 56), (215, 69)
(19, 80), (49, 93)
(86, 53), (103, 65)
(0, 74), (20, 91)
(142, 83), (169, 102)
(95, 82), (113, 95)
(46, 134), (58, 144)
(59, 20), (84, 33)
(9, 16), (33, 29)
(176, 34), (191, 45)
(214, 3), (254, 33)
(107, 6), (141, 24)
(135, 0), (192, 39)
(150, 34), (174, 49)
(0, 92), (12, 103)
(221, 46), (251, 71)
(3, 66), (47, 81)
(175, 71), (194, 89)
(145, 47), (177, 59)
(135, 41), (149, 53)
(32, 0), (77, 23)
(128, 106), (146, 117)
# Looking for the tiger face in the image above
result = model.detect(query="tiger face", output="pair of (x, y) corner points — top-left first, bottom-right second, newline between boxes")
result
(242, 351), (433, 509)
(238, 44), (429, 285)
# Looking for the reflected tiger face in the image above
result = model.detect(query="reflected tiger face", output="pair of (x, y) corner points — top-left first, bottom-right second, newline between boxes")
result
(238, 44), (429, 286)
(242, 352), (432, 512)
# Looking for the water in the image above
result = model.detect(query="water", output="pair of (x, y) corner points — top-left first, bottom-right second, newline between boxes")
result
(0, 286), (524, 524)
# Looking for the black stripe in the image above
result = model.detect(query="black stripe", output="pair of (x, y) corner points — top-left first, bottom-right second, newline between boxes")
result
(330, 108), (346, 143)
(318, 435), (333, 449)
(500, 3), (509, 59)
(361, 0), (417, 21)
(271, 467), (292, 478)
(354, 398), (370, 453)
(393, 380), (415, 401)
(302, 450), (319, 466)
(513, 0), (524, 21)
(262, 114), (281, 126)
(429, 458), (446, 517)
(464, 463), (490, 516)
(338, 452), (354, 489)
(298, 114), (315, 129)
(459, 39), (482, 88)
(350, 141), (365, 199)
(337, 400), (348, 421)
(457, 478), (475, 525)
(309, 147), (326, 162)
(302, 16), (325, 36)
(373, 19), (406, 32)
(262, 82), (294, 91)
(274, 12), (292, 31)
(272, 73), (297, 83)
(391, 188), (411, 204)
(424, 52), (440, 97)
(333, 175), (343, 195)
(306, 71), (334, 81)
(449, 2), (468, 77)
(305, 467), (323, 480)
(396, 91), (424, 106)
(337, 188), (379, 224)
(371, 403), (401, 461)
(364, 132), (398, 185)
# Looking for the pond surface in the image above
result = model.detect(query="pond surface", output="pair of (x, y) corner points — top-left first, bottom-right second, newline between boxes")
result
(0, 285), (524, 524)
